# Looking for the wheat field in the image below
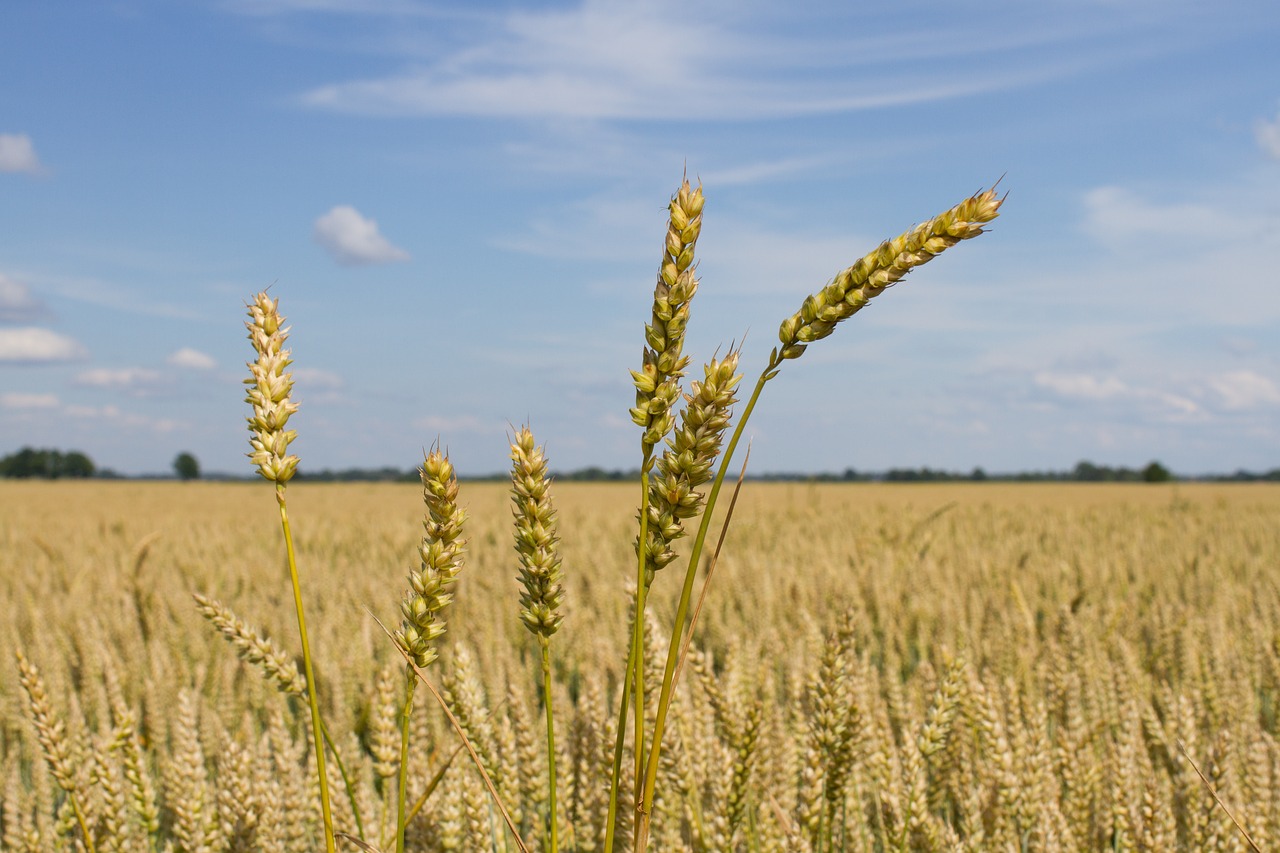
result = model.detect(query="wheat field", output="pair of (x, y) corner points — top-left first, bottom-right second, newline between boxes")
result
(4, 479), (1279, 851)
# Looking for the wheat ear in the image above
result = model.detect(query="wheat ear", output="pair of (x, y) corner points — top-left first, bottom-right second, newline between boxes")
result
(15, 649), (96, 853)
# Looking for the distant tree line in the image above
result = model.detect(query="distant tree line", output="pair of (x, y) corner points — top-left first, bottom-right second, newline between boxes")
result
(5, 449), (1277, 482)
(0, 447), (96, 478)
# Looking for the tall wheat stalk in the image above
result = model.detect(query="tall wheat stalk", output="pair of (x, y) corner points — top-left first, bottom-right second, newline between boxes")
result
(392, 447), (467, 853)
(509, 426), (567, 850)
(243, 291), (336, 853)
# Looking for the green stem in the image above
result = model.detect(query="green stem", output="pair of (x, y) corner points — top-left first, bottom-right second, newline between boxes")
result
(635, 353), (781, 850)
(319, 716), (364, 841)
(541, 638), (559, 852)
(395, 669), (417, 853)
(633, 458), (652, 799)
(603, 636), (636, 853)
(277, 486), (337, 853)
(68, 792), (96, 853)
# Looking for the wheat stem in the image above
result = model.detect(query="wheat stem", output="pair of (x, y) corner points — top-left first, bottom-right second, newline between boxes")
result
(277, 489), (337, 853)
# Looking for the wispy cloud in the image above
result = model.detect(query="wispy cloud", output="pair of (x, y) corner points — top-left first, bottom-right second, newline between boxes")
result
(0, 392), (60, 410)
(167, 347), (217, 369)
(1033, 370), (1203, 419)
(1080, 186), (1251, 247)
(63, 403), (184, 433)
(294, 2), (1159, 121)
(74, 367), (166, 395)
(1257, 108), (1280, 160)
(1034, 371), (1128, 401)
(0, 274), (48, 323)
(313, 205), (410, 265)
(1209, 370), (1280, 409)
(0, 327), (87, 363)
(0, 133), (44, 175)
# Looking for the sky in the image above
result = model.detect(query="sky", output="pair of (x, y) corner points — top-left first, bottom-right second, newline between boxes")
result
(2, 0), (1279, 477)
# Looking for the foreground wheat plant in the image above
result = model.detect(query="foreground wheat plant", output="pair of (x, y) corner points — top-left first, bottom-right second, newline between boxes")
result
(243, 291), (336, 852)
(622, 179), (1003, 852)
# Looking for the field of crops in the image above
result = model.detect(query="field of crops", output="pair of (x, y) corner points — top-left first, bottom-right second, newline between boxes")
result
(3, 479), (1279, 851)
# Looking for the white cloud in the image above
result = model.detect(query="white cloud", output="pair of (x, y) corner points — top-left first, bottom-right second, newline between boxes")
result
(0, 134), (43, 174)
(1210, 370), (1280, 409)
(0, 327), (87, 363)
(74, 367), (164, 393)
(1034, 371), (1128, 400)
(0, 274), (46, 322)
(1257, 110), (1280, 161)
(167, 347), (217, 369)
(1081, 186), (1244, 246)
(313, 205), (410, 266)
(0, 392), (59, 409)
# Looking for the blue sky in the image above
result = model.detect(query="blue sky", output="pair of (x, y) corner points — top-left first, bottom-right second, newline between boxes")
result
(2, 0), (1279, 477)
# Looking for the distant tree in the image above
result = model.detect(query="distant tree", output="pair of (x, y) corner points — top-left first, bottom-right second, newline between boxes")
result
(1142, 461), (1173, 483)
(970, 467), (988, 481)
(62, 451), (96, 478)
(173, 452), (201, 481)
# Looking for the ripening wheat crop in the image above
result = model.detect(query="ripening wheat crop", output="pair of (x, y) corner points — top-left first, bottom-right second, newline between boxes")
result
(3, 480), (1280, 851)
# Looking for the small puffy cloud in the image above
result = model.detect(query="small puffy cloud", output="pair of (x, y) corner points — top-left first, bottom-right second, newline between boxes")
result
(1210, 370), (1280, 409)
(0, 327), (87, 363)
(167, 347), (217, 369)
(74, 367), (164, 393)
(1034, 371), (1128, 400)
(313, 205), (410, 266)
(0, 274), (47, 322)
(1257, 110), (1280, 161)
(0, 134), (44, 174)
(0, 392), (59, 409)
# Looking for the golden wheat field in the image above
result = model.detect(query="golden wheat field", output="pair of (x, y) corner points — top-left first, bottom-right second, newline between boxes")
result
(3, 479), (1280, 851)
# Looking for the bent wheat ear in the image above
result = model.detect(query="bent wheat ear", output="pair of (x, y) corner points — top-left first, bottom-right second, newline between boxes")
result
(776, 187), (1003, 361)
(193, 593), (306, 696)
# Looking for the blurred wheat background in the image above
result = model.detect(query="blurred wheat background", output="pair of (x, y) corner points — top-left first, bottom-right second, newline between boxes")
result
(4, 479), (1279, 850)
